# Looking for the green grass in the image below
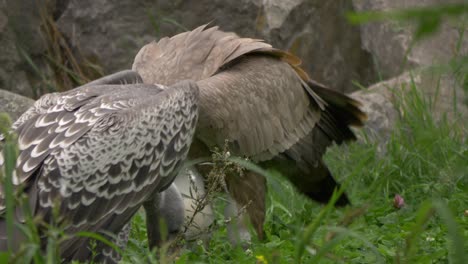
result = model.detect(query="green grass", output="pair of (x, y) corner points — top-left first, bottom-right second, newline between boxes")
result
(114, 77), (467, 263)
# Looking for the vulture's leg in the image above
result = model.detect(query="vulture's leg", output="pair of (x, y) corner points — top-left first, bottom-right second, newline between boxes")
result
(144, 193), (163, 249)
(158, 183), (185, 243)
(226, 171), (267, 241)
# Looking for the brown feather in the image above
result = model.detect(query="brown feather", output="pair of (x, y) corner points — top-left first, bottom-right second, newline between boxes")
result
(132, 25), (367, 240)
(225, 171), (267, 240)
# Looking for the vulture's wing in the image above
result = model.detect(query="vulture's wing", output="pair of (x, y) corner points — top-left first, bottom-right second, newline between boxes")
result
(0, 71), (145, 214)
(132, 25), (365, 160)
(0, 79), (199, 261)
(132, 25), (366, 239)
(133, 24), (272, 85)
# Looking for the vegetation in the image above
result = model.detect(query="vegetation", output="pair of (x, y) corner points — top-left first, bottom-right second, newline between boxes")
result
(15, 0), (103, 98)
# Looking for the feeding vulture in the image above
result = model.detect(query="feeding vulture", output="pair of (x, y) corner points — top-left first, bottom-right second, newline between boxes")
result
(132, 25), (367, 241)
(0, 71), (199, 262)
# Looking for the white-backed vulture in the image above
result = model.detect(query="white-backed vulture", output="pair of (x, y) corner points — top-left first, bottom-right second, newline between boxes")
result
(132, 25), (367, 241)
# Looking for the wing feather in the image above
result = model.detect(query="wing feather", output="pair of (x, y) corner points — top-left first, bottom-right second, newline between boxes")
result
(132, 26), (324, 160)
(133, 25), (366, 162)
(0, 74), (199, 262)
(195, 55), (319, 160)
(133, 24), (271, 85)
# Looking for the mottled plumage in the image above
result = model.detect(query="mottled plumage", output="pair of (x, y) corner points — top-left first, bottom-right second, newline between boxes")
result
(0, 72), (199, 262)
(133, 25), (367, 240)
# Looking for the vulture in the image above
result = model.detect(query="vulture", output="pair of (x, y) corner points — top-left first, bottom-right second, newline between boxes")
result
(0, 71), (199, 262)
(132, 25), (367, 241)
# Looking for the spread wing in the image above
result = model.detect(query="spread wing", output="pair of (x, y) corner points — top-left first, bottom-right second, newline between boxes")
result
(131, 26), (367, 213)
(132, 25), (361, 161)
(0, 78), (199, 260)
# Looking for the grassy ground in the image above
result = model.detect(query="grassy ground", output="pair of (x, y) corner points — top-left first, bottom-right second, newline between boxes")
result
(120, 79), (467, 264)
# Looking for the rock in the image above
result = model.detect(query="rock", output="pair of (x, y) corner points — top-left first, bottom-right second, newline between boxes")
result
(349, 0), (468, 146)
(0, 0), (93, 98)
(352, 0), (468, 79)
(258, 0), (377, 93)
(5, 0), (47, 56)
(351, 85), (399, 144)
(0, 2), (34, 97)
(56, 0), (160, 74)
(56, 0), (377, 92)
(0, 0), (62, 98)
(0, 89), (34, 121)
(351, 68), (467, 145)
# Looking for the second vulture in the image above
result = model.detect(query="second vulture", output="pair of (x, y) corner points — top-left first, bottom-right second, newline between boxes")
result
(132, 25), (367, 240)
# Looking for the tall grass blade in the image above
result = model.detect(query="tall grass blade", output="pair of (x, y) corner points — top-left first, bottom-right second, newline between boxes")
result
(432, 200), (466, 264)
(0, 113), (18, 253)
(402, 201), (434, 262)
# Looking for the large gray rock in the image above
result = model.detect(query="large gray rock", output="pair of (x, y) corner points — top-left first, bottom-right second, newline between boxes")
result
(352, 0), (468, 79)
(0, 89), (34, 121)
(0, 0), (88, 98)
(0, 1), (37, 97)
(56, 0), (377, 92)
(258, 0), (377, 93)
(0, 0), (66, 98)
(351, 68), (467, 145)
(56, 0), (158, 76)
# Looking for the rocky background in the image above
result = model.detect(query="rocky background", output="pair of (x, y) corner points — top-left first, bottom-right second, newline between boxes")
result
(0, 0), (467, 142)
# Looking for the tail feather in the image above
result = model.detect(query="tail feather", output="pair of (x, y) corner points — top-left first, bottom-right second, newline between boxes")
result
(303, 166), (350, 207)
(308, 80), (367, 128)
(262, 155), (350, 207)
(303, 80), (367, 145)
(292, 161), (350, 207)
